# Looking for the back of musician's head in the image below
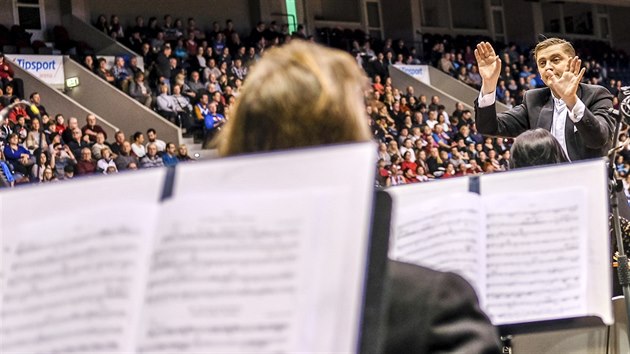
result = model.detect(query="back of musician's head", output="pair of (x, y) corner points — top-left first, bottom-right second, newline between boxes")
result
(532, 37), (575, 61)
(217, 40), (371, 156)
(510, 128), (569, 169)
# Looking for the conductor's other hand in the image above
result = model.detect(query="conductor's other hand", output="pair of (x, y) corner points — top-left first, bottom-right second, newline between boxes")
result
(475, 42), (502, 95)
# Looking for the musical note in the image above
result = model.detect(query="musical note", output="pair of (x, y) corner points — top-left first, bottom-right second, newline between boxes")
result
(390, 192), (487, 298)
(138, 193), (319, 353)
(1, 206), (158, 354)
(483, 188), (588, 325)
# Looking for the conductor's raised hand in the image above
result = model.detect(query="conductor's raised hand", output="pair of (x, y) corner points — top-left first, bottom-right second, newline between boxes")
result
(545, 56), (585, 110)
(474, 42), (502, 95)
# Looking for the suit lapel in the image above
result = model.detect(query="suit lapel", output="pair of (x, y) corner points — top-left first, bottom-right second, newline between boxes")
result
(536, 95), (554, 131)
(563, 85), (583, 161)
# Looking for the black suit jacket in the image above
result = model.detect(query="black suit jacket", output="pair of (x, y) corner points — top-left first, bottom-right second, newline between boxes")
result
(474, 83), (614, 161)
(384, 261), (502, 354)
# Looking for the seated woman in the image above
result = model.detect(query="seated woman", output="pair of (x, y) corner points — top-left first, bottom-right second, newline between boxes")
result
(215, 40), (501, 354)
(509, 128), (568, 169)
(3, 133), (34, 180)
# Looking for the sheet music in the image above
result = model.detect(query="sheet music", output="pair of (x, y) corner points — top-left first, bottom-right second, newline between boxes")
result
(483, 188), (588, 325)
(139, 192), (319, 353)
(1, 205), (158, 354)
(390, 192), (487, 300)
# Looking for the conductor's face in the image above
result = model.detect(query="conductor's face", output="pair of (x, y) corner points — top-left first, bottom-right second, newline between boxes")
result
(536, 44), (571, 88)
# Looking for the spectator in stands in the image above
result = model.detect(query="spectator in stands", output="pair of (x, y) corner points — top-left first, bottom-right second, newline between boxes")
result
(177, 144), (193, 161)
(162, 142), (178, 166)
(82, 114), (107, 142)
(437, 53), (455, 76)
(30, 149), (49, 182)
(127, 56), (142, 77)
(0, 115), (12, 140)
(140, 143), (164, 168)
(13, 115), (28, 143)
(203, 101), (225, 144)
(4, 133), (33, 178)
(67, 128), (90, 157)
(110, 130), (125, 155)
(7, 98), (29, 125)
(25, 118), (47, 152)
(370, 53), (389, 80)
(156, 84), (178, 123)
(155, 44), (173, 87)
(172, 83), (193, 115)
(75, 147), (96, 176)
(131, 131), (146, 158)
(61, 117), (78, 143)
(95, 14), (109, 34)
(185, 68), (205, 97)
(96, 146), (117, 173)
(129, 71), (153, 107)
(28, 92), (47, 118)
(63, 164), (75, 180)
(83, 55), (96, 73)
(52, 143), (76, 178)
(109, 15), (124, 38)
(114, 141), (138, 171)
(230, 58), (247, 81)
(146, 128), (166, 152)
(91, 132), (110, 160)
(112, 56), (131, 90)
(41, 166), (57, 183)
(96, 58), (116, 84)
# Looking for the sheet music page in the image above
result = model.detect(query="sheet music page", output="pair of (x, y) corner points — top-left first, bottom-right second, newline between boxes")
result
(1, 205), (158, 354)
(139, 191), (328, 353)
(389, 192), (487, 300)
(483, 188), (588, 325)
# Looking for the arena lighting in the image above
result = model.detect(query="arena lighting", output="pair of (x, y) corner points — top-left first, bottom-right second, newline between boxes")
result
(65, 76), (80, 88)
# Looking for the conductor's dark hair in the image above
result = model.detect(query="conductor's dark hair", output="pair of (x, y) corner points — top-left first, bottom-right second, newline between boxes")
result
(510, 128), (569, 169)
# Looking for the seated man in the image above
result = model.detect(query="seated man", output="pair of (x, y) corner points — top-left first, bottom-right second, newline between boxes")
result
(67, 128), (91, 158)
(115, 141), (138, 171)
(111, 56), (131, 90)
(81, 114), (107, 142)
(75, 147), (96, 176)
(140, 143), (164, 168)
(193, 92), (211, 138)
(156, 83), (178, 123)
(203, 101), (225, 144)
(146, 128), (166, 152)
(128, 71), (153, 107)
(52, 143), (76, 179)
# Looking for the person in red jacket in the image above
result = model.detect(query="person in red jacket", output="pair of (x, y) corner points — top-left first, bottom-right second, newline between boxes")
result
(0, 53), (24, 99)
(6, 97), (29, 125)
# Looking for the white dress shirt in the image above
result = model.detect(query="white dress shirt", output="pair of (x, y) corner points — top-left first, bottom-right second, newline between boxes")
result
(478, 90), (586, 160)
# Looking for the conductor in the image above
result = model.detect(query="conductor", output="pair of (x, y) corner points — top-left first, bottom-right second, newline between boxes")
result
(474, 38), (614, 161)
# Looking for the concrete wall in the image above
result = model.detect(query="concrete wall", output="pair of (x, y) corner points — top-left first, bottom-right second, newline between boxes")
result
(7, 56), (118, 139)
(0, 0), (15, 26)
(609, 6), (630, 54)
(62, 57), (181, 144)
(504, 0), (537, 47)
(381, 0), (413, 42)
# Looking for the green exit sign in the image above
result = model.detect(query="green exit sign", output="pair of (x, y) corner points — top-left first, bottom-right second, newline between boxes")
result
(65, 76), (80, 88)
